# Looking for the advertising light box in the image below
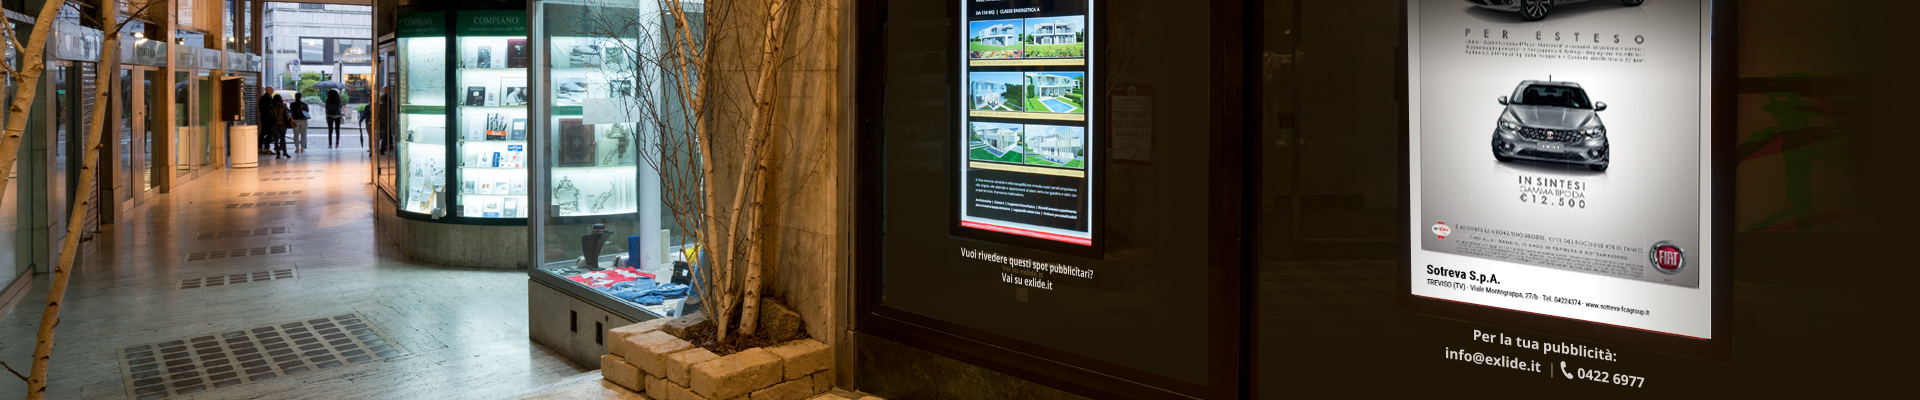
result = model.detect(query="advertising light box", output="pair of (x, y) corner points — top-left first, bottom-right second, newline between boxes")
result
(954, 0), (1099, 255)
(1404, 0), (1730, 358)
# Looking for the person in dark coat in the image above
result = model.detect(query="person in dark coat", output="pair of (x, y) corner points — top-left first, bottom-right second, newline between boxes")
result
(289, 93), (312, 152)
(267, 94), (292, 158)
(325, 89), (345, 147)
(258, 86), (278, 154)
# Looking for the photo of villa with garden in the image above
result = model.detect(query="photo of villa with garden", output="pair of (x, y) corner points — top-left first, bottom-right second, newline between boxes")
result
(1022, 125), (1086, 169)
(968, 19), (1025, 59)
(1024, 71), (1086, 113)
(969, 122), (1026, 163)
(1023, 15), (1086, 58)
(970, 72), (1026, 112)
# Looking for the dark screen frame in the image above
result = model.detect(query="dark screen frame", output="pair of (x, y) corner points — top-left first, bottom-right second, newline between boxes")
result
(946, 1), (1106, 259)
(1395, 0), (1737, 362)
(854, 0), (1254, 399)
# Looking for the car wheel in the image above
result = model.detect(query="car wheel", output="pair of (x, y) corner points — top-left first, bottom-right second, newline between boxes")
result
(1520, 0), (1552, 21)
(1621, 0), (1645, 6)
(1589, 164), (1608, 172)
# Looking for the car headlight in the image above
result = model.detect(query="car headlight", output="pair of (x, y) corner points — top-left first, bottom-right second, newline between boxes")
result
(1499, 120), (1521, 132)
(1581, 126), (1606, 139)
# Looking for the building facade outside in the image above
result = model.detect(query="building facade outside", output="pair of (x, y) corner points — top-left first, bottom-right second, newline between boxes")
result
(263, 2), (372, 106)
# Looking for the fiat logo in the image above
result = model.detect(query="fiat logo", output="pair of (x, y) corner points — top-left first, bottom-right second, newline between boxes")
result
(1649, 241), (1686, 275)
(1431, 222), (1451, 239)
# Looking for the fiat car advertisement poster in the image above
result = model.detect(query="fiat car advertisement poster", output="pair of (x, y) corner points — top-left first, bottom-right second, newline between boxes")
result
(957, 0), (1096, 247)
(1408, 0), (1714, 338)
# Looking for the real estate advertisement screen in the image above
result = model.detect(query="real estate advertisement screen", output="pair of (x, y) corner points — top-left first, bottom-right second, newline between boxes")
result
(1407, 0), (1719, 341)
(956, 0), (1096, 249)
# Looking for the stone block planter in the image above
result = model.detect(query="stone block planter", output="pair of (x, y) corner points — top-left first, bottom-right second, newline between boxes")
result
(599, 313), (834, 400)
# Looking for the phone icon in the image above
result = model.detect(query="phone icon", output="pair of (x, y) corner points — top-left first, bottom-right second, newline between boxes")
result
(1559, 361), (1574, 379)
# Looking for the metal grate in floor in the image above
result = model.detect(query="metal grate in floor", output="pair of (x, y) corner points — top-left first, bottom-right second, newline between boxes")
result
(260, 177), (314, 181)
(179, 269), (295, 290)
(185, 245), (289, 261)
(238, 191), (303, 197)
(116, 313), (409, 400)
(195, 227), (289, 240)
(269, 170), (321, 174)
(224, 201), (297, 209)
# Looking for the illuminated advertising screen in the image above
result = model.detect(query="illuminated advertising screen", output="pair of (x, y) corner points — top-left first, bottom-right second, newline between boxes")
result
(956, 0), (1097, 251)
(1405, 0), (1726, 352)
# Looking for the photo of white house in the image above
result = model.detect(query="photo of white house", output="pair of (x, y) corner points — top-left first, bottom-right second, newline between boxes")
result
(1022, 15), (1086, 58)
(969, 72), (1025, 112)
(1022, 125), (1086, 169)
(968, 19), (1025, 59)
(1023, 72), (1085, 113)
(968, 122), (1025, 163)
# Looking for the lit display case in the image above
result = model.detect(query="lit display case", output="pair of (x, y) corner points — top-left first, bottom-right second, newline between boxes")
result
(528, 0), (695, 321)
(392, 8), (533, 223)
(396, 11), (449, 216)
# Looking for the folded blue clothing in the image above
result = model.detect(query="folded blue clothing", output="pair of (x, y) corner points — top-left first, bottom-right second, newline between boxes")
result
(649, 283), (690, 298)
(623, 283), (692, 306)
(607, 279), (658, 293)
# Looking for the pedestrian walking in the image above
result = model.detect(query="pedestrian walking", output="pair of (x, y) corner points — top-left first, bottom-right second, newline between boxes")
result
(290, 93), (313, 152)
(325, 89), (345, 147)
(267, 94), (292, 158)
(358, 103), (372, 147)
(258, 86), (278, 154)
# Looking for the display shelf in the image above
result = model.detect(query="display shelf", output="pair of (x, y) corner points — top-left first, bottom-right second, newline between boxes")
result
(449, 13), (531, 220)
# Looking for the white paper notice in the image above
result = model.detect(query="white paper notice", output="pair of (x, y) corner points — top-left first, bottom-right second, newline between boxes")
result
(1112, 88), (1152, 162)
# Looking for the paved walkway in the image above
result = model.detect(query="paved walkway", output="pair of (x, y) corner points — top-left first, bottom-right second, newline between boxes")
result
(0, 146), (594, 399)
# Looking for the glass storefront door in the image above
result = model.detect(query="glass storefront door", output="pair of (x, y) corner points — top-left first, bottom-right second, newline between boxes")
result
(197, 71), (216, 168)
(118, 66), (160, 201)
(145, 69), (162, 192)
(175, 70), (192, 178)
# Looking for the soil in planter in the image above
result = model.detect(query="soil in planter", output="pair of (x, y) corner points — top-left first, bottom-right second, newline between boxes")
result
(684, 323), (810, 356)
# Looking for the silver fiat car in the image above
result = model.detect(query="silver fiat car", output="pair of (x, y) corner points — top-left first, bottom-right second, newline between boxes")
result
(1468, 0), (1646, 21)
(1491, 80), (1610, 171)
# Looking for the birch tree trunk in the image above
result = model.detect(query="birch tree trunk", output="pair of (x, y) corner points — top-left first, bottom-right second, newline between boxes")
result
(735, 0), (796, 336)
(24, 31), (118, 400)
(0, 0), (70, 210)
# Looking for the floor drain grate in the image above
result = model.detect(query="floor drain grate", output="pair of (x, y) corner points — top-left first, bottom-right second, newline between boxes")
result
(195, 227), (289, 240)
(260, 177), (314, 181)
(116, 313), (409, 400)
(224, 201), (297, 209)
(185, 245), (290, 261)
(179, 269), (295, 289)
(269, 170), (321, 174)
(238, 191), (303, 197)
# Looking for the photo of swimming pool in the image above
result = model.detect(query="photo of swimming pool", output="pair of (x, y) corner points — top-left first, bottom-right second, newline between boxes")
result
(1041, 98), (1073, 112)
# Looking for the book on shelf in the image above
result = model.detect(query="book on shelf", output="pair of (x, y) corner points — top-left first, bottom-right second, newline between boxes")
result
(510, 118), (528, 141)
(507, 39), (529, 68)
(558, 118), (596, 167)
(502, 77), (529, 106)
(475, 45), (493, 68)
(485, 113), (509, 141)
(464, 86), (487, 106)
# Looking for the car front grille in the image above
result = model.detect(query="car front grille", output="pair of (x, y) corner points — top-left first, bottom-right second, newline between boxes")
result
(1516, 149), (1583, 161)
(1518, 127), (1585, 143)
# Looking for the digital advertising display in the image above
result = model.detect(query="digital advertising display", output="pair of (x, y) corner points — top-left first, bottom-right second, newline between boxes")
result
(955, 0), (1098, 251)
(1405, 0), (1727, 355)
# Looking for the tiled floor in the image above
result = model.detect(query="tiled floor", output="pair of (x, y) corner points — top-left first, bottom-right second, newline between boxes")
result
(0, 141), (593, 399)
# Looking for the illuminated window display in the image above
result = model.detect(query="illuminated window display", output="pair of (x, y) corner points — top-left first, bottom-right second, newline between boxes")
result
(528, 0), (694, 320)
(395, 11), (448, 216)
(1403, 0), (1729, 358)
